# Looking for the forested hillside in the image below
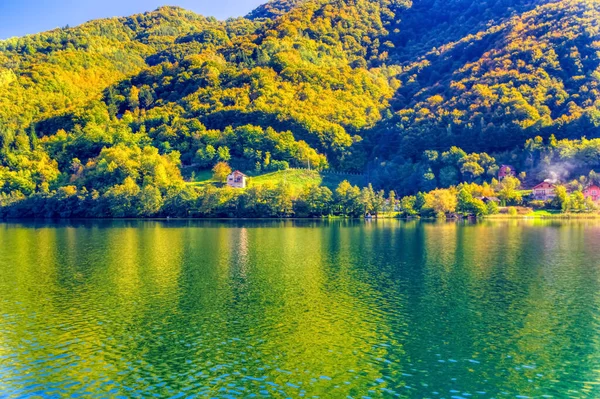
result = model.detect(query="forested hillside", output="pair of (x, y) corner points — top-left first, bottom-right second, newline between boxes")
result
(374, 0), (599, 157)
(0, 0), (599, 217)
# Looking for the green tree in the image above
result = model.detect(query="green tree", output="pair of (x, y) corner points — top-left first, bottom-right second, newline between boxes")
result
(386, 190), (397, 214)
(373, 190), (386, 216)
(457, 188), (475, 216)
(400, 195), (417, 216)
(212, 162), (232, 184)
(361, 184), (376, 215)
(335, 180), (361, 216)
(496, 176), (522, 205)
(424, 189), (457, 217)
(217, 146), (231, 162)
(553, 185), (570, 212)
(486, 201), (500, 215)
(103, 177), (140, 217)
(128, 86), (140, 111)
(139, 185), (163, 216)
(295, 185), (333, 217)
(570, 190), (585, 212)
(271, 182), (294, 217)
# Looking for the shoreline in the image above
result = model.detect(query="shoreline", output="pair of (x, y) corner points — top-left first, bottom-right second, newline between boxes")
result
(2, 214), (600, 222)
(484, 213), (600, 220)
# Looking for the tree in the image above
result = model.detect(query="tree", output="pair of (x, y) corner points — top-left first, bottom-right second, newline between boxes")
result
(457, 188), (487, 217)
(486, 201), (499, 215)
(457, 188), (474, 216)
(128, 86), (140, 111)
(295, 185), (333, 217)
(139, 185), (163, 216)
(585, 196), (597, 212)
(424, 189), (457, 217)
(217, 146), (231, 162)
(496, 176), (522, 205)
(373, 190), (386, 216)
(271, 182), (294, 217)
(570, 190), (585, 213)
(2, 0), (599, 219)
(460, 158), (485, 181)
(470, 198), (488, 217)
(439, 166), (459, 187)
(400, 195), (417, 216)
(361, 184), (376, 215)
(139, 85), (154, 109)
(335, 180), (361, 216)
(386, 190), (397, 214)
(552, 185), (570, 212)
(197, 145), (217, 167)
(103, 177), (140, 217)
(212, 162), (232, 184)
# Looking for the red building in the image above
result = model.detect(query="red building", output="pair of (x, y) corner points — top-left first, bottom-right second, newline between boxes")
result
(583, 185), (600, 202)
(498, 165), (516, 180)
(532, 181), (556, 201)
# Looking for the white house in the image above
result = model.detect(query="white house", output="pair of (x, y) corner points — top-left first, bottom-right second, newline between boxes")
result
(227, 171), (247, 189)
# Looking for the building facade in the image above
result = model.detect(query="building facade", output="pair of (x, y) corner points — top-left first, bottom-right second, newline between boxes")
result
(532, 182), (556, 201)
(227, 171), (247, 189)
(583, 185), (600, 202)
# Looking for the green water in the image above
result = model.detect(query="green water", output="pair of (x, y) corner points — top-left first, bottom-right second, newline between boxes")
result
(1, 220), (600, 398)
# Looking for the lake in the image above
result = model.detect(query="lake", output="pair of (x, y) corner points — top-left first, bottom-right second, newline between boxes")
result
(1, 220), (599, 398)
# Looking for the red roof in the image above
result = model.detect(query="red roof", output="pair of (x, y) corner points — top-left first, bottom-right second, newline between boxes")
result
(499, 165), (515, 176)
(532, 182), (555, 190)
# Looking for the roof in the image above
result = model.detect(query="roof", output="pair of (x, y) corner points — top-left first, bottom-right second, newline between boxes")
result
(229, 170), (247, 177)
(498, 166), (516, 178)
(475, 196), (500, 202)
(532, 181), (555, 189)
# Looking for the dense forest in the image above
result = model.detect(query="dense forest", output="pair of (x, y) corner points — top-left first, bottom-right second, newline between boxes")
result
(0, 0), (599, 217)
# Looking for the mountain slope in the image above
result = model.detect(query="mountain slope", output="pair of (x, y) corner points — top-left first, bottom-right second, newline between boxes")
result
(96, 0), (409, 171)
(246, 0), (307, 19)
(370, 0), (600, 160)
(0, 0), (598, 207)
(0, 7), (226, 131)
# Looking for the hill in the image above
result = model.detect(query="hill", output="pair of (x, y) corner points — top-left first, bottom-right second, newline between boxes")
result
(189, 168), (365, 194)
(246, 0), (307, 19)
(372, 0), (599, 158)
(0, 0), (599, 217)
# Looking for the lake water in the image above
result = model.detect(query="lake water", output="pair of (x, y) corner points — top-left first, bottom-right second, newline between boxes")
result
(1, 220), (600, 398)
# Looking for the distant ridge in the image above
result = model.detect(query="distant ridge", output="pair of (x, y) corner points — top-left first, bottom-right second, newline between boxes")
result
(246, 0), (308, 19)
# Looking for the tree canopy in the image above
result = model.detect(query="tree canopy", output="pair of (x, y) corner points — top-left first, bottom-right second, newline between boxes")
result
(0, 0), (598, 217)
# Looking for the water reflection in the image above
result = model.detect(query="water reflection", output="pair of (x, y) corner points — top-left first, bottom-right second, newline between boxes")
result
(0, 220), (600, 397)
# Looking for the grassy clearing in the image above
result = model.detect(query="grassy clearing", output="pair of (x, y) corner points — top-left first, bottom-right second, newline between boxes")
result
(185, 170), (217, 187)
(185, 168), (366, 193)
(249, 169), (322, 191)
(486, 209), (600, 219)
(517, 189), (533, 197)
(249, 169), (365, 193)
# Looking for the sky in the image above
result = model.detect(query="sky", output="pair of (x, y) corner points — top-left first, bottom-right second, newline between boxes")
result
(0, 0), (266, 39)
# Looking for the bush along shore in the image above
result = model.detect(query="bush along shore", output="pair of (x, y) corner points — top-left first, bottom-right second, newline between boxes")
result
(2, 169), (599, 219)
